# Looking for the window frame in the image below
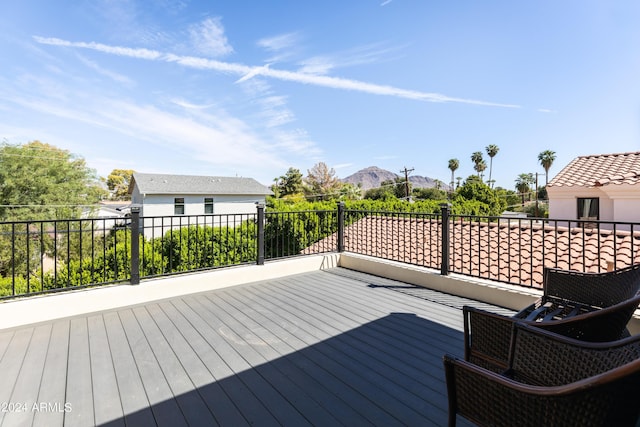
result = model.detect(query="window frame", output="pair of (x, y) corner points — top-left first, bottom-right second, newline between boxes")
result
(577, 197), (599, 221)
(174, 197), (185, 215)
(204, 197), (214, 214)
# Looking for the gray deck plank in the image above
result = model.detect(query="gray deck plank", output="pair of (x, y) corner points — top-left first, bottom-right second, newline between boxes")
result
(112, 307), (186, 427)
(87, 314), (125, 426)
(3, 324), (51, 427)
(247, 273), (448, 426)
(34, 320), (70, 427)
(168, 298), (283, 426)
(0, 267), (489, 427)
(130, 305), (217, 426)
(183, 294), (312, 426)
(219, 287), (386, 426)
(155, 300), (259, 426)
(64, 317), (94, 427)
(0, 328), (32, 427)
(0, 329), (15, 366)
(239, 275), (438, 425)
(203, 291), (344, 426)
(102, 310), (157, 426)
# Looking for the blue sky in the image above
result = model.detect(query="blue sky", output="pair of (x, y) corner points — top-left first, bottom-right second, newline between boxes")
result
(1, 1), (639, 190)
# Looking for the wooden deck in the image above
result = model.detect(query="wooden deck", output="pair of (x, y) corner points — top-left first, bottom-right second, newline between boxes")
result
(0, 267), (513, 426)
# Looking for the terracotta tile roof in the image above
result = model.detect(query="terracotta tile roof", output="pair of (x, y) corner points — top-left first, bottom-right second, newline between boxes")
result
(548, 151), (640, 188)
(304, 216), (640, 289)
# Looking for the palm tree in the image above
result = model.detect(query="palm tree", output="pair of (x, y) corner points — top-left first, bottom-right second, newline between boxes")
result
(515, 173), (534, 206)
(475, 160), (487, 181)
(538, 150), (556, 185)
(448, 158), (459, 190)
(471, 151), (483, 179)
(486, 144), (499, 187)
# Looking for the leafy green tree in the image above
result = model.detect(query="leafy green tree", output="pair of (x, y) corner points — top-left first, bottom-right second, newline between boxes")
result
(485, 144), (499, 187)
(538, 150), (556, 186)
(454, 175), (506, 216)
(363, 185), (395, 201)
(377, 177), (410, 199)
(339, 183), (362, 201)
(0, 141), (106, 220)
(107, 169), (134, 200)
(274, 167), (304, 198)
(494, 187), (521, 211)
(412, 187), (447, 200)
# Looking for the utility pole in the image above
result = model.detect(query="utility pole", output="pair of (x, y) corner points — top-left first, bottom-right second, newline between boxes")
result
(400, 166), (414, 200)
(535, 172), (539, 218)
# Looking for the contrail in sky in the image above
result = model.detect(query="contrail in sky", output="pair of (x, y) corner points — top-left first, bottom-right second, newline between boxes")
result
(34, 36), (520, 109)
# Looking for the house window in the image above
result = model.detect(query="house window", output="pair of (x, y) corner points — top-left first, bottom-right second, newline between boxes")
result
(577, 197), (599, 221)
(174, 197), (185, 215)
(204, 197), (214, 214)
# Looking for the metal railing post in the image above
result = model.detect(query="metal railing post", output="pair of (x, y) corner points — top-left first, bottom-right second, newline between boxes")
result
(440, 203), (451, 276)
(257, 204), (265, 265)
(337, 202), (345, 252)
(130, 205), (141, 285)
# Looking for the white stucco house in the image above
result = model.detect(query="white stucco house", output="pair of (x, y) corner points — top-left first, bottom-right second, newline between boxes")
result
(129, 173), (272, 217)
(128, 173), (272, 238)
(546, 151), (640, 227)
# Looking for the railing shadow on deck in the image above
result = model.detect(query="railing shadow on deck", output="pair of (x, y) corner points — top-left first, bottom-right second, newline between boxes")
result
(93, 313), (465, 427)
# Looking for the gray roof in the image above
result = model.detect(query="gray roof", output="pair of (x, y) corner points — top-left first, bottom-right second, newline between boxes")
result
(130, 173), (272, 196)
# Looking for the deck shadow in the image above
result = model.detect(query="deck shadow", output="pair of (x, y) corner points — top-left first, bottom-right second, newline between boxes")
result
(98, 312), (464, 427)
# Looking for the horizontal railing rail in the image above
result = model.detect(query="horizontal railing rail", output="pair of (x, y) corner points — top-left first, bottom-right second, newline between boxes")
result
(2, 202), (639, 299)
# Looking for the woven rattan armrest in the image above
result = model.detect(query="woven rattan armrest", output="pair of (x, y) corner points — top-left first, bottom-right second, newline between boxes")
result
(463, 294), (640, 373)
(443, 354), (640, 427)
(507, 322), (640, 387)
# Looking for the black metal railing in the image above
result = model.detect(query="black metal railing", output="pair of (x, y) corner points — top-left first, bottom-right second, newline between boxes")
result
(342, 205), (640, 288)
(2, 203), (639, 299)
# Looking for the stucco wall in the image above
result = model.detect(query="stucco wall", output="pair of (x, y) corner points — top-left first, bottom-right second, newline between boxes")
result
(548, 184), (640, 230)
(548, 187), (612, 221)
(135, 194), (265, 239)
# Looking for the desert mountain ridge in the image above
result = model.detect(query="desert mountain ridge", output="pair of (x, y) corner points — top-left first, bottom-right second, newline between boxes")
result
(341, 166), (448, 192)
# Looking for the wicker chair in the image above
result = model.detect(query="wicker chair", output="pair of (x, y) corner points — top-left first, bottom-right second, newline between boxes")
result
(444, 323), (640, 427)
(464, 294), (640, 372)
(516, 264), (640, 321)
(463, 265), (640, 372)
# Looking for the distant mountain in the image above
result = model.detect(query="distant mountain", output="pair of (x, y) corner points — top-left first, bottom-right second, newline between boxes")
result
(341, 166), (446, 192)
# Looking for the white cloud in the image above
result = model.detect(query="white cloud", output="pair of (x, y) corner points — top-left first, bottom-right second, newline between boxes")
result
(297, 42), (406, 76)
(381, 0), (393, 6)
(33, 36), (162, 60)
(537, 108), (558, 114)
(170, 98), (216, 110)
(297, 57), (335, 75)
(257, 32), (299, 52)
(257, 32), (300, 62)
(188, 17), (234, 57)
(76, 54), (134, 85)
(270, 129), (320, 156)
(257, 95), (296, 128)
(0, 74), (291, 173)
(34, 36), (520, 108)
